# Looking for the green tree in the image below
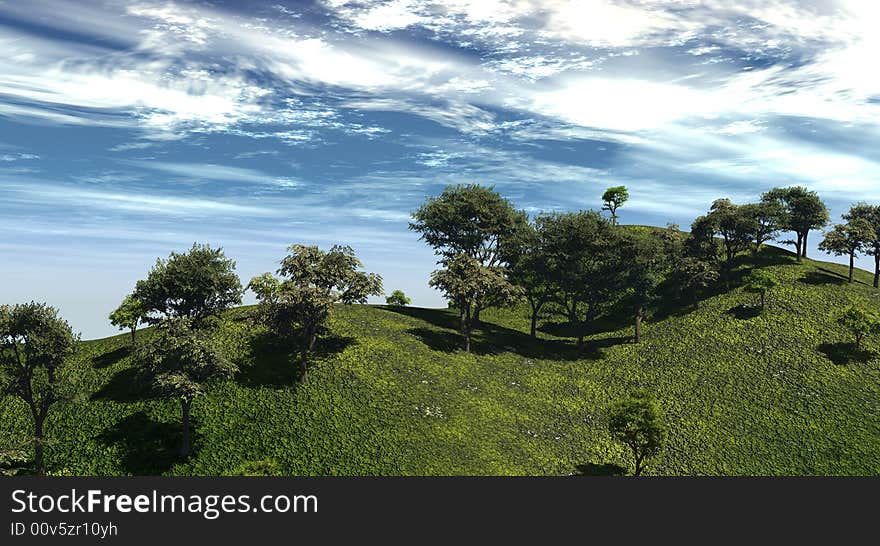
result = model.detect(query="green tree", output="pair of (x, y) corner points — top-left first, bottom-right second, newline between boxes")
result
(109, 294), (148, 344)
(133, 243), (243, 327)
(619, 229), (679, 343)
(669, 257), (719, 307)
(684, 214), (720, 263)
(506, 222), (557, 338)
(607, 389), (666, 476)
(249, 245), (383, 382)
(0, 303), (79, 475)
(762, 187), (829, 262)
(743, 270), (778, 310)
(134, 318), (236, 457)
(836, 306), (880, 350)
(601, 186), (629, 226)
(410, 184), (529, 322)
(740, 201), (783, 255)
(385, 290), (411, 307)
(538, 211), (621, 351)
(818, 218), (875, 283)
(843, 204), (880, 288)
(708, 199), (752, 265)
(429, 254), (521, 352)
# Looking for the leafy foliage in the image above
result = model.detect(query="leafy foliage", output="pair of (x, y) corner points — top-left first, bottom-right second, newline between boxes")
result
(844, 203), (880, 288)
(601, 185), (629, 225)
(763, 186), (829, 261)
(607, 389), (666, 476)
(109, 294), (148, 344)
(133, 243), (243, 326)
(386, 290), (412, 307)
(743, 270), (779, 310)
(0, 302), (79, 475)
(836, 306), (880, 349)
(819, 218), (876, 283)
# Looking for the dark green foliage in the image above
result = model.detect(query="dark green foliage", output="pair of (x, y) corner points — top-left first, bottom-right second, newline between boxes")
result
(819, 218), (876, 283)
(836, 306), (880, 350)
(506, 222), (557, 338)
(763, 187), (829, 261)
(109, 294), (148, 344)
(601, 186), (629, 226)
(607, 390), (666, 476)
(429, 254), (522, 352)
(844, 204), (880, 288)
(386, 290), (412, 307)
(134, 318), (237, 457)
(743, 270), (778, 310)
(740, 200), (783, 255)
(133, 243), (243, 326)
(709, 199), (753, 265)
(409, 184), (529, 268)
(0, 303), (79, 475)
(248, 245), (383, 381)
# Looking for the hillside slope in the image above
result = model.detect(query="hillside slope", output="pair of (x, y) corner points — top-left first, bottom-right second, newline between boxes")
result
(2, 246), (880, 475)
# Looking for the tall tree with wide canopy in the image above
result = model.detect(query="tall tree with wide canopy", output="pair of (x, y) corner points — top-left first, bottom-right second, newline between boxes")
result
(429, 254), (521, 352)
(0, 303), (79, 475)
(708, 199), (752, 265)
(410, 184), (529, 322)
(505, 222), (557, 338)
(818, 218), (876, 283)
(740, 200), (783, 255)
(843, 203), (880, 288)
(133, 243), (243, 327)
(134, 318), (236, 457)
(539, 211), (622, 351)
(619, 228), (680, 343)
(762, 186), (829, 262)
(249, 245), (383, 382)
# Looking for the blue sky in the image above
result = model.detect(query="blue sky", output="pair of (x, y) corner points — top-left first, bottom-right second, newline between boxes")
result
(2, 0), (879, 339)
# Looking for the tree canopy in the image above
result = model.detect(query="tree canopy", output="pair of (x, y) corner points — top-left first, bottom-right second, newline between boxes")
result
(607, 389), (666, 476)
(762, 186), (829, 261)
(601, 185), (629, 226)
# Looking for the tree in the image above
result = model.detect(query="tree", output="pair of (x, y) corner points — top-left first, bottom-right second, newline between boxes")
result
(410, 184), (529, 322)
(133, 243), (243, 327)
(743, 270), (778, 310)
(836, 306), (880, 350)
(740, 201), (783, 255)
(818, 219), (875, 283)
(109, 294), (148, 344)
(133, 318), (236, 457)
(619, 229), (679, 343)
(602, 186), (629, 226)
(843, 204), (880, 288)
(506, 222), (557, 338)
(607, 389), (665, 476)
(0, 303), (79, 475)
(385, 290), (411, 307)
(685, 214), (720, 263)
(708, 199), (752, 265)
(429, 254), (521, 352)
(669, 257), (719, 307)
(249, 245), (383, 382)
(539, 211), (622, 351)
(762, 187), (829, 262)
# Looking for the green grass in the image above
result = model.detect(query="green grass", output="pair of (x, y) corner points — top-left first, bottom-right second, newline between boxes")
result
(3, 246), (880, 475)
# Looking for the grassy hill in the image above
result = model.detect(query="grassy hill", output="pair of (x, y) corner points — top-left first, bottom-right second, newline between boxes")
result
(3, 245), (880, 475)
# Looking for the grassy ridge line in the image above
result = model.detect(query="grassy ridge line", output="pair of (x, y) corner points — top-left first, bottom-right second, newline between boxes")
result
(2, 247), (880, 475)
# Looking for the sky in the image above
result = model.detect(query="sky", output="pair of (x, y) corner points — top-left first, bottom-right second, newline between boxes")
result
(2, 0), (880, 339)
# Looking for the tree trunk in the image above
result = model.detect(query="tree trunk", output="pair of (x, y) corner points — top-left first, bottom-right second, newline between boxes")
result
(180, 398), (192, 458)
(849, 252), (855, 283)
(634, 304), (643, 343)
(472, 305), (481, 325)
(576, 335), (584, 352)
(34, 416), (46, 476)
(530, 311), (538, 338)
(874, 253), (879, 289)
(633, 449), (643, 476)
(760, 292), (765, 310)
(801, 231), (808, 259)
(130, 327), (136, 345)
(795, 233), (803, 263)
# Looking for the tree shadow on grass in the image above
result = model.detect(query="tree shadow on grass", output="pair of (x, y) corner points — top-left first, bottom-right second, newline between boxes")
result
(818, 342), (875, 365)
(800, 271), (847, 286)
(725, 304), (762, 320)
(237, 331), (356, 387)
(574, 462), (627, 476)
(91, 367), (154, 403)
(91, 346), (131, 369)
(97, 412), (181, 475)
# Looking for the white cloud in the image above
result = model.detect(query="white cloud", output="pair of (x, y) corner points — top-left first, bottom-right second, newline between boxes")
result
(123, 161), (301, 187)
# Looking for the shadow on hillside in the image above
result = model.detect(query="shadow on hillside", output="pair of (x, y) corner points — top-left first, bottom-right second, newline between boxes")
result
(818, 342), (875, 365)
(98, 412), (181, 475)
(391, 306), (625, 361)
(91, 346), (131, 369)
(726, 304), (762, 320)
(91, 367), (154, 403)
(800, 270), (847, 286)
(574, 462), (627, 476)
(238, 332), (356, 387)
